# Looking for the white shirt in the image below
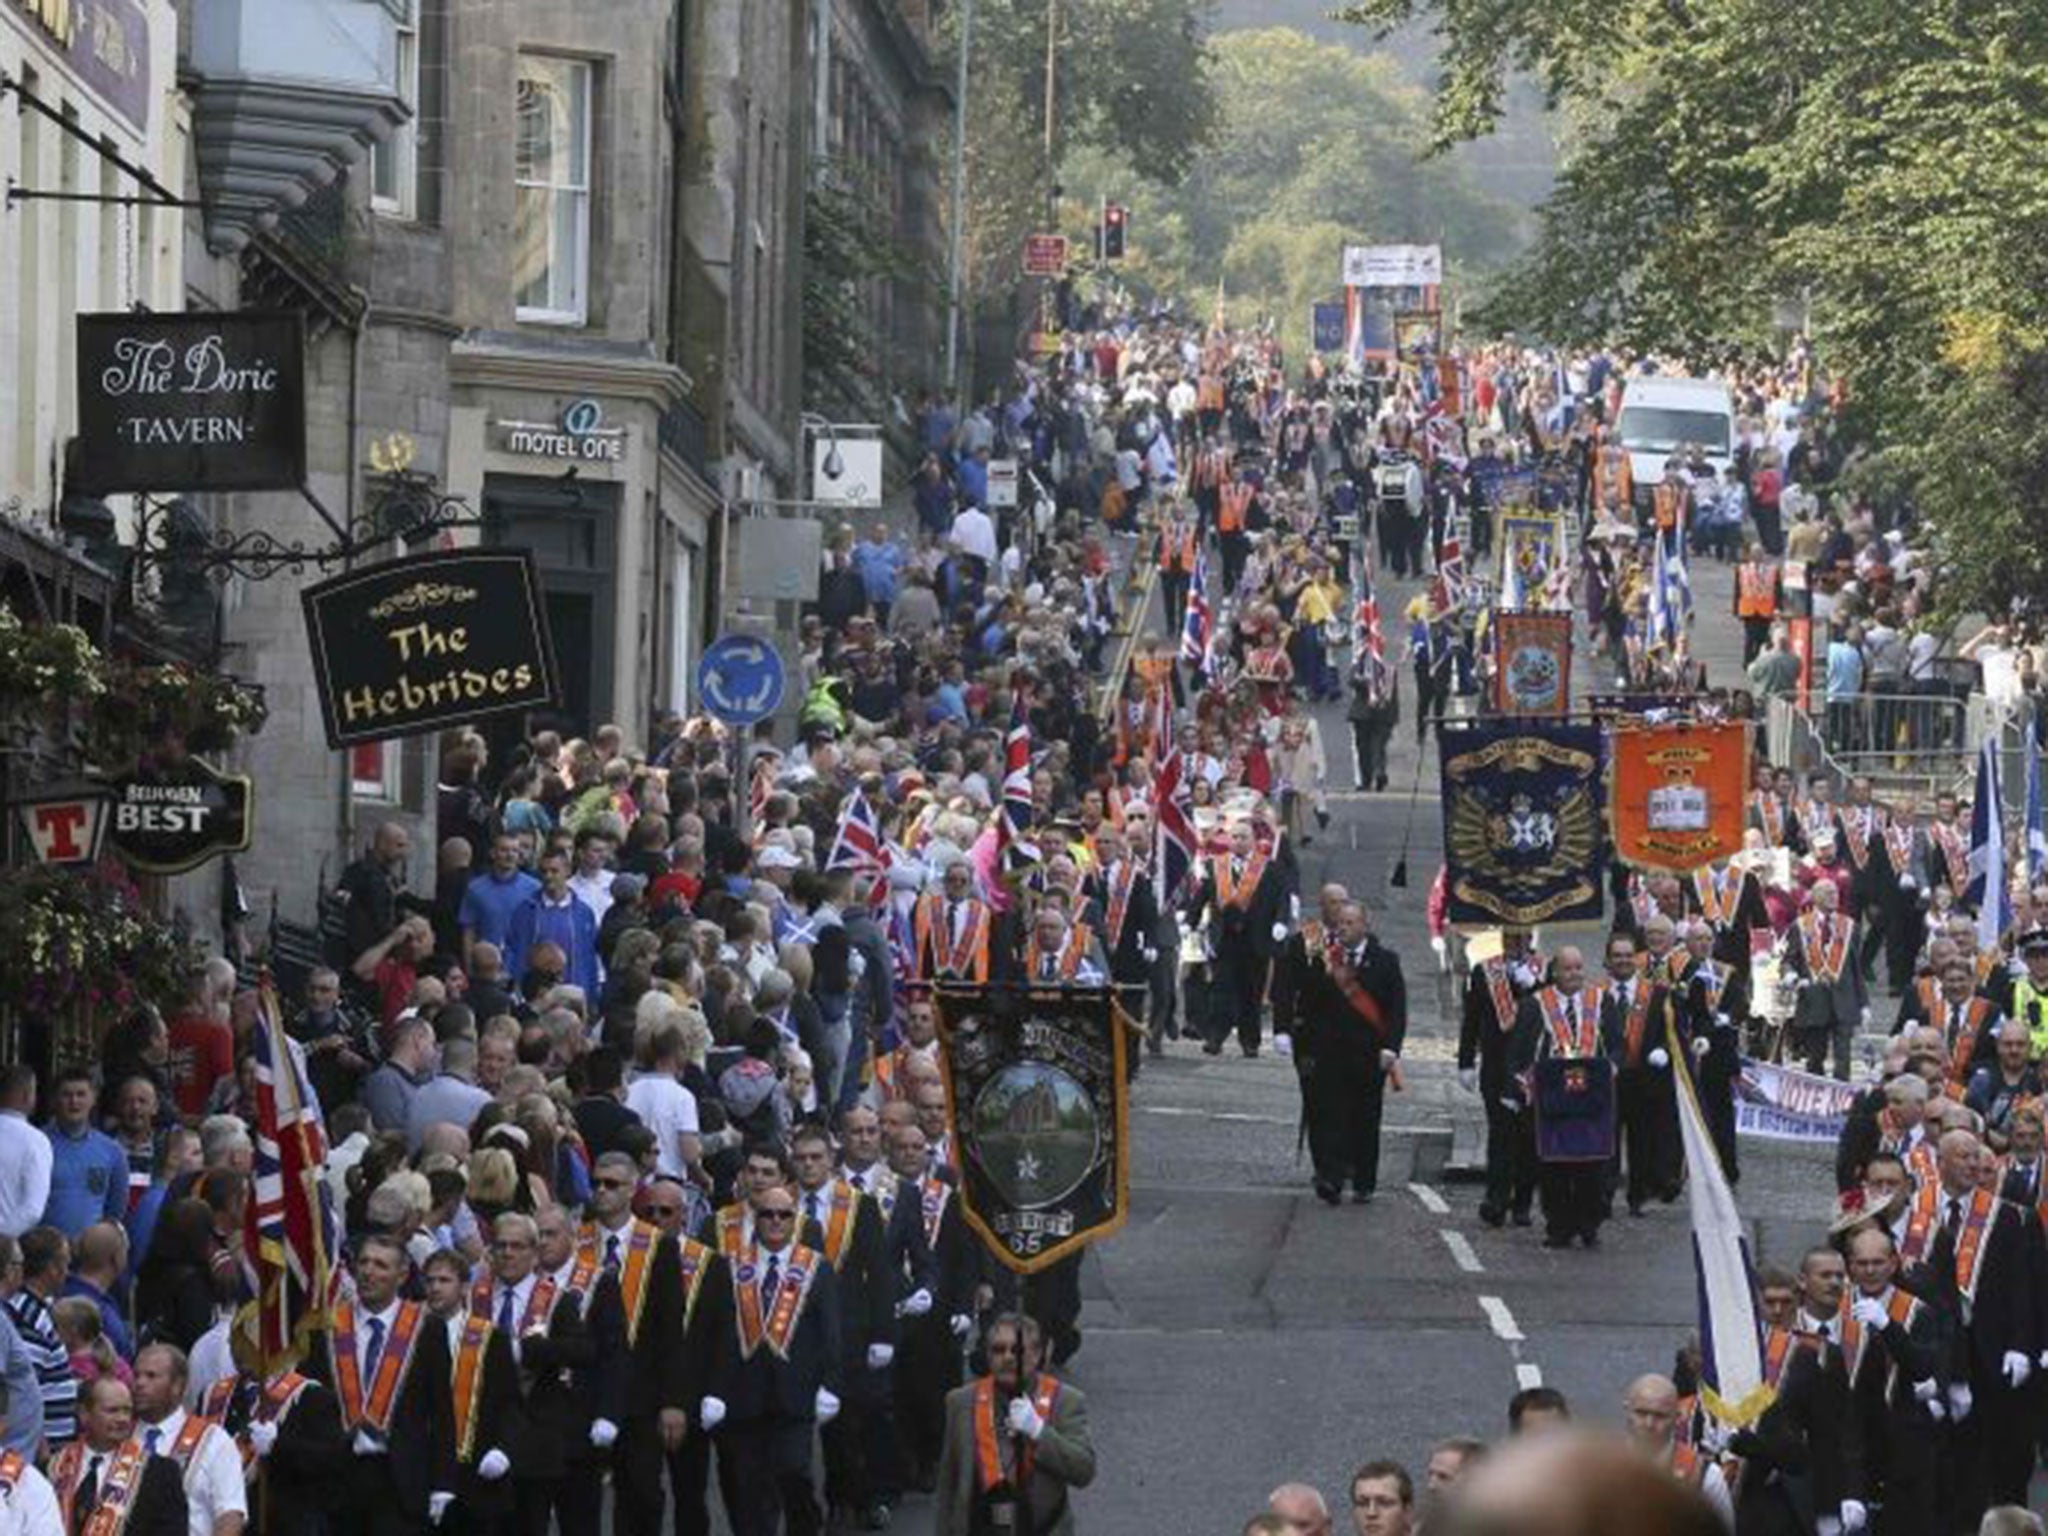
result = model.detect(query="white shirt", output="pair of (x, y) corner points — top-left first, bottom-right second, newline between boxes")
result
(0, 1460), (58, 1536)
(568, 870), (615, 929)
(144, 1407), (248, 1536)
(184, 1317), (236, 1412)
(622, 1072), (701, 1180)
(1696, 1459), (1735, 1531)
(948, 507), (997, 563)
(485, 1273), (539, 1361)
(0, 1113), (51, 1239)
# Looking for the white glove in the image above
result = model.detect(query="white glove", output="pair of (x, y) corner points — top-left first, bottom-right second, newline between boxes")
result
(1458, 1067), (1478, 1093)
(867, 1343), (895, 1370)
(2005, 1350), (2033, 1388)
(1714, 1012), (1731, 1029)
(1510, 962), (1538, 989)
(1839, 1499), (1868, 1533)
(897, 1287), (934, 1318)
(1912, 1378), (1939, 1403)
(1927, 1394), (1948, 1421)
(2038, 1349), (2048, 1373)
(352, 1428), (387, 1457)
(248, 1420), (278, 1458)
(1005, 1396), (1046, 1441)
(815, 1387), (841, 1423)
(1430, 935), (1449, 965)
(1860, 1005), (1872, 1028)
(1271, 922), (1289, 943)
(1900, 875), (1917, 892)
(589, 1418), (619, 1449)
(1691, 1035), (1711, 1059)
(950, 1313), (973, 1338)
(1948, 1382), (1974, 1419)
(1647, 1048), (1669, 1069)
(699, 1396), (727, 1432)
(478, 1448), (510, 1482)
(1850, 1296), (1889, 1330)
(1379, 1049), (1398, 1072)
(1698, 1422), (1731, 1456)
(1143, 947), (1158, 964)
(428, 1493), (453, 1526)
(1273, 1033), (1293, 1059)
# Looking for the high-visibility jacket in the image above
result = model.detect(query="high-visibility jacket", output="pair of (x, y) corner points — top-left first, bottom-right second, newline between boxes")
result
(1158, 521), (1197, 574)
(1736, 563), (1779, 618)
(1219, 483), (1253, 534)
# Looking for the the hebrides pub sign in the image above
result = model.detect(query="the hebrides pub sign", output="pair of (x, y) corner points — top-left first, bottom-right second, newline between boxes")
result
(301, 549), (560, 749)
(72, 311), (306, 493)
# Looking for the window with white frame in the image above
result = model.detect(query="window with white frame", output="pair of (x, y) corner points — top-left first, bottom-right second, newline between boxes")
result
(370, 0), (420, 217)
(350, 741), (401, 801)
(514, 55), (592, 324)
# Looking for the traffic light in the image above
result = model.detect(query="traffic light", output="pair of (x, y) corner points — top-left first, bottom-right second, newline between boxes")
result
(1101, 203), (1128, 261)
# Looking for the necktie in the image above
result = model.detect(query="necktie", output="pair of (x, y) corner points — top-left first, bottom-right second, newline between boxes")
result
(1948, 1197), (1964, 1233)
(1039, 955), (1056, 981)
(762, 1254), (781, 1310)
(144, 1426), (160, 1457)
(363, 1315), (387, 1382)
(77, 1455), (103, 1523)
(849, 1170), (864, 1190)
(605, 1233), (622, 1272)
(1565, 997), (1577, 1033)
(805, 1192), (820, 1225)
(497, 1285), (517, 1335)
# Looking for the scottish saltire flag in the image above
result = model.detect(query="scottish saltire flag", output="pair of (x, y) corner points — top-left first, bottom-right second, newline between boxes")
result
(1969, 736), (2011, 951)
(1179, 544), (1213, 676)
(1648, 528), (1693, 653)
(241, 984), (342, 1371)
(1152, 746), (1198, 905)
(2027, 730), (2047, 882)
(998, 689), (1040, 871)
(1671, 1021), (1770, 1426)
(826, 786), (892, 905)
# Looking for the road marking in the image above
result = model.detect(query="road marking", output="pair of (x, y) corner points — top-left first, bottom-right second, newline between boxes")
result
(1478, 1295), (1525, 1342)
(1441, 1230), (1483, 1273)
(1408, 1183), (1450, 1215)
(1134, 1106), (1440, 1136)
(1516, 1362), (1544, 1390)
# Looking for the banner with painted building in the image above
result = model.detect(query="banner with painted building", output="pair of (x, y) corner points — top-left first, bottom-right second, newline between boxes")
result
(1609, 721), (1752, 872)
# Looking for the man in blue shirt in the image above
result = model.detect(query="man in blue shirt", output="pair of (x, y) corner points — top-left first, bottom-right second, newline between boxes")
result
(41, 1070), (126, 1238)
(460, 831), (540, 967)
(504, 849), (601, 997)
(60, 1221), (132, 1361)
(851, 523), (904, 622)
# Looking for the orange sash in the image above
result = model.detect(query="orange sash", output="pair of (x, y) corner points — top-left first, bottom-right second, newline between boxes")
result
(1899, 1180), (1941, 1265)
(468, 1273), (560, 1336)
(1024, 926), (1094, 983)
(1619, 984), (1655, 1065)
(1798, 801), (1835, 848)
(921, 896), (991, 980)
(331, 1299), (425, 1434)
(1840, 1289), (1920, 1391)
(1840, 807), (1875, 870)
(1669, 1442), (1703, 1484)
(1930, 822), (1969, 891)
(1481, 957), (1518, 1033)
(1952, 1187), (1997, 1313)
(1322, 936), (1391, 1044)
(678, 1236), (712, 1332)
(715, 1205), (750, 1259)
(733, 1244), (820, 1360)
(200, 1373), (310, 1480)
(1103, 864), (1138, 950)
(1693, 867), (1737, 927)
(1538, 987), (1602, 1059)
(1752, 792), (1785, 847)
(1214, 852), (1266, 910)
(972, 1373), (1061, 1492)
(1943, 998), (1997, 1097)
(819, 1182), (860, 1269)
(55, 1439), (147, 1536)
(919, 1177), (952, 1249)
(449, 1316), (493, 1465)
(1798, 914), (1851, 983)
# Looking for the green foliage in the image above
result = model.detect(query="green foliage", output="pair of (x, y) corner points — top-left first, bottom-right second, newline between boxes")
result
(803, 159), (927, 417)
(1336, 0), (2048, 616)
(1061, 27), (1515, 356)
(0, 864), (197, 1043)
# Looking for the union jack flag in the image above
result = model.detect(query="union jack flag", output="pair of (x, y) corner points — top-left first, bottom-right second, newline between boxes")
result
(997, 688), (1040, 871)
(1432, 535), (1467, 615)
(748, 752), (777, 836)
(826, 785), (892, 906)
(1179, 543), (1213, 677)
(1152, 746), (1199, 906)
(241, 983), (343, 1372)
(1352, 549), (1390, 701)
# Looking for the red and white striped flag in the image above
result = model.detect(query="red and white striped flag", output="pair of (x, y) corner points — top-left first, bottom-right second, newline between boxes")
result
(826, 786), (893, 906)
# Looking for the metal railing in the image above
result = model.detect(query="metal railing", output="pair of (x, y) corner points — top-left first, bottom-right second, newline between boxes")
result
(1768, 690), (2043, 805)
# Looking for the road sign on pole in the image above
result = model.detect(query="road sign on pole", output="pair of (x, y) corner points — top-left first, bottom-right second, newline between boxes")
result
(1022, 234), (1069, 278)
(697, 635), (787, 725)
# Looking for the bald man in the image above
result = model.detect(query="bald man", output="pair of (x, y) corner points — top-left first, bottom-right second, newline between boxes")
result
(1620, 1375), (1732, 1529)
(1266, 1482), (1332, 1536)
(1448, 1430), (1725, 1536)
(1512, 946), (1619, 1249)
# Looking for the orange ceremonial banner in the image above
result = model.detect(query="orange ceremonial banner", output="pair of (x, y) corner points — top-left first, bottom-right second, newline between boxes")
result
(1609, 720), (1752, 872)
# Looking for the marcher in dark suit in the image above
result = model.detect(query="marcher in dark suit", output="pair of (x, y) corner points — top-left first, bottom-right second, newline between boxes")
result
(529, 1205), (615, 1536)
(1604, 931), (1681, 1217)
(312, 1233), (458, 1536)
(1786, 879), (1868, 1081)
(198, 1364), (351, 1536)
(707, 1186), (843, 1536)
(581, 1152), (693, 1536)
(49, 1375), (190, 1536)
(1455, 927), (1542, 1227)
(1271, 899), (1406, 1204)
(934, 1313), (1095, 1536)
(1729, 1324), (1864, 1536)
(887, 1124), (975, 1496)
(1841, 1226), (1949, 1536)
(1675, 919), (1748, 1185)
(1184, 820), (1289, 1056)
(1512, 945), (1620, 1250)
(418, 1247), (520, 1536)
(1923, 1129), (2039, 1521)
(1089, 828), (1160, 1027)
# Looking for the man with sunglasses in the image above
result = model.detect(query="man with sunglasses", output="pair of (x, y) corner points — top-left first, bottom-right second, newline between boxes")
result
(709, 1187), (843, 1536)
(934, 1312), (1094, 1536)
(579, 1152), (694, 1536)
(702, 1144), (828, 1257)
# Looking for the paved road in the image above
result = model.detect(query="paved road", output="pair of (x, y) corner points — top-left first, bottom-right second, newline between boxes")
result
(864, 549), (1857, 1534)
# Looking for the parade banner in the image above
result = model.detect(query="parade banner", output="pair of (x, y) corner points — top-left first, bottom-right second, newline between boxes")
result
(1499, 512), (1568, 611)
(1310, 301), (1347, 354)
(1440, 721), (1606, 926)
(933, 984), (1129, 1274)
(1395, 310), (1442, 358)
(1734, 1058), (1858, 1143)
(1341, 243), (1442, 288)
(1609, 721), (1752, 871)
(301, 548), (559, 748)
(1492, 611), (1572, 715)
(1588, 693), (1697, 722)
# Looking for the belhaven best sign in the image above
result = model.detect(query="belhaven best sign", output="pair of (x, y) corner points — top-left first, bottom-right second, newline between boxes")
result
(105, 757), (255, 876)
(301, 548), (560, 749)
(71, 310), (307, 494)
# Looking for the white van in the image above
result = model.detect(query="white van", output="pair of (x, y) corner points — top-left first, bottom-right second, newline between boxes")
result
(1615, 375), (1737, 507)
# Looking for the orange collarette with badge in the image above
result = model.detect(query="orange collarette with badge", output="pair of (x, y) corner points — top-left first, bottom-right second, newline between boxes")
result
(972, 1373), (1061, 1492)
(1538, 987), (1604, 1059)
(918, 894), (991, 981)
(918, 1176), (952, 1249)
(733, 1244), (821, 1360)
(1103, 864), (1138, 950)
(677, 1236), (712, 1331)
(330, 1299), (426, 1434)
(818, 1181), (861, 1269)
(1213, 851), (1267, 909)
(200, 1372), (312, 1479)
(468, 1273), (560, 1335)
(53, 1438), (148, 1536)
(1797, 912), (1852, 983)
(449, 1315), (494, 1465)
(580, 1219), (657, 1346)
(1023, 926), (1094, 983)
(1839, 1288), (1922, 1393)
(1481, 957), (1519, 1032)
(1752, 791), (1786, 847)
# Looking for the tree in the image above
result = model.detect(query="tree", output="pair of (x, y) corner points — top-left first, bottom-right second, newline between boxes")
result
(1336, 0), (2048, 614)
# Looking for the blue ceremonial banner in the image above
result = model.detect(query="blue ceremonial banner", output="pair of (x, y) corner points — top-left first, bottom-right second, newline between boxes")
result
(1311, 301), (1346, 353)
(1439, 721), (1606, 927)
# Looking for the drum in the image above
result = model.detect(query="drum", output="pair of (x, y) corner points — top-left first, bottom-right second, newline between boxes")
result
(1533, 1054), (1617, 1164)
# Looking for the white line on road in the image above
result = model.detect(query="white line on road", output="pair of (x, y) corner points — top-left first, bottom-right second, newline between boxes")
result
(1441, 1230), (1483, 1273)
(1478, 1295), (1525, 1342)
(1516, 1363), (1544, 1390)
(1408, 1183), (1450, 1215)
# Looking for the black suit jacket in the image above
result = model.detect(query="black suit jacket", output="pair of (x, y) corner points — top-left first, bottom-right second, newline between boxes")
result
(1185, 854), (1289, 963)
(217, 1376), (350, 1533)
(1926, 1192), (2036, 1385)
(1456, 954), (1540, 1084)
(712, 1249), (843, 1426)
(877, 1179), (938, 1308)
(1846, 1298), (1947, 1487)
(1732, 1334), (1863, 1523)
(1601, 977), (1677, 1074)
(503, 1285), (595, 1483)
(1271, 934), (1406, 1069)
(450, 1322), (522, 1517)
(129, 1454), (190, 1536)
(808, 1187), (895, 1366)
(1092, 864), (1160, 986)
(584, 1220), (691, 1417)
(310, 1305), (460, 1519)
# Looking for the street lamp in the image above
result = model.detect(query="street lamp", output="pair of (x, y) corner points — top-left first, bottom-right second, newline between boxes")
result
(800, 411), (844, 480)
